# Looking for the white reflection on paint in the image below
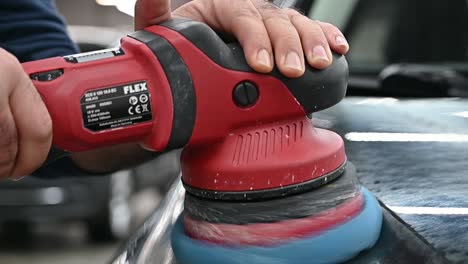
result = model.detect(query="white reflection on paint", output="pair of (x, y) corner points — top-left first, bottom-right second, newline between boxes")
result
(38, 187), (65, 205)
(389, 206), (468, 215)
(452, 111), (468, 118)
(313, 118), (335, 129)
(354, 98), (399, 105)
(345, 132), (468, 142)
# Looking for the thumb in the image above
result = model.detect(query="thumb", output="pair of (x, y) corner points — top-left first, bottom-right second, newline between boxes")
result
(134, 0), (172, 30)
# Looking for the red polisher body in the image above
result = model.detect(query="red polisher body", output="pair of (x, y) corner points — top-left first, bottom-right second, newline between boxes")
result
(22, 19), (349, 198)
(22, 19), (382, 264)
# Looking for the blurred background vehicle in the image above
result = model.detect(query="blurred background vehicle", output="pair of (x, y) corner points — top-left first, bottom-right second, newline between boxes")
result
(311, 0), (468, 97)
(0, 1), (181, 263)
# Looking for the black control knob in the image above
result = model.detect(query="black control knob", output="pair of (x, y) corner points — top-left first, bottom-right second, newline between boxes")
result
(233, 81), (259, 107)
(30, 69), (64, 82)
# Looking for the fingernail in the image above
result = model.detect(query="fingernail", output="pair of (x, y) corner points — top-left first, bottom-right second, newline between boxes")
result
(312, 46), (329, 61)
(336, 35), (348, 47)
(284, 52), (303, 71)
(257, 49), (272, 68)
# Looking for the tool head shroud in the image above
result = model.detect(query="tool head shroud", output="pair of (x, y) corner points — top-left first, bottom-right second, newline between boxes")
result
(149, 20), (349, 199)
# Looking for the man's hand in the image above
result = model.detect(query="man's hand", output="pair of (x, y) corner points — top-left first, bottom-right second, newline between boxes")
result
(0, 48), (52, 179)
(135, 0), (349, 78)
(74, 0), (351, 173)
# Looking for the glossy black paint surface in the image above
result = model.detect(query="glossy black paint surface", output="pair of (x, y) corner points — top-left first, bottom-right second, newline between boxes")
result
(316, 97), (468, 263)
(112, 97), (468, 264)
(349, 204), (449, 264)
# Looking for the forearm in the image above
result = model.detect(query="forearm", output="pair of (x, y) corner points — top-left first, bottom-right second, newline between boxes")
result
(71, 143), (159, 174)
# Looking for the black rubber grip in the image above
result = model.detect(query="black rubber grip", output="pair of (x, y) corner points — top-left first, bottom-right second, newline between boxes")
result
(129, 31), (196, 150)
(160, 19), (349, 113)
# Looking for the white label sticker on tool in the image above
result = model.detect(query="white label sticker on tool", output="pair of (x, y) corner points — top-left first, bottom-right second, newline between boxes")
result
(80, 81), (152, 132)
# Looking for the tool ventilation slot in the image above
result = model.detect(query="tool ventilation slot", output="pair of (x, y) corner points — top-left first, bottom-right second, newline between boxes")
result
(232, 121), (305, 165)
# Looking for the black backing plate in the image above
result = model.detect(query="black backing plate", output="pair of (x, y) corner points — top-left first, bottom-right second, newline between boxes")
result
(184, 163), (360, 224)
(183, 162), (347, 201)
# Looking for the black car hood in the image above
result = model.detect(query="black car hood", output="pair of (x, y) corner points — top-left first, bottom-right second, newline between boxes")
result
(317, 96), (468, 263)
(112, 96), (468, 264)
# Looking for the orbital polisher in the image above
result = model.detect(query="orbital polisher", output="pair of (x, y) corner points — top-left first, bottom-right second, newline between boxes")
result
(22, 18), (382, 264)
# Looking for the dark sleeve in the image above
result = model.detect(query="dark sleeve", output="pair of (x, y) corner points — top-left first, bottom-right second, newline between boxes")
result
(0, 0), (79, 62)
(0, 0), (87, 178)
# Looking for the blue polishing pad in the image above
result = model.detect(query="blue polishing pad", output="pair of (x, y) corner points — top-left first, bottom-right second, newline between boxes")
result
(172, 188), (383, 264)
